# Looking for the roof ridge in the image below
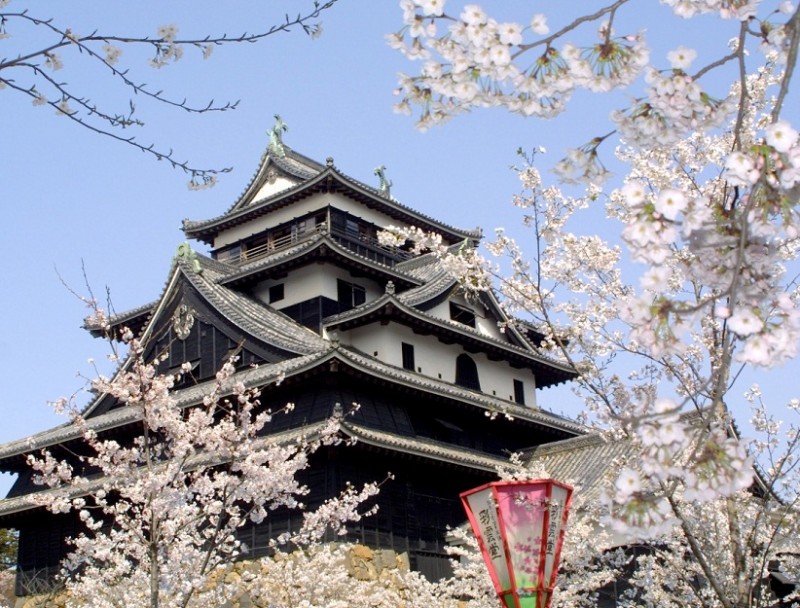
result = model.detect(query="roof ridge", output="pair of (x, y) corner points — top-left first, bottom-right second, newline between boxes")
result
(224, 144), (326, 215)
(527, 432), (608, 456)
(0, 351), (335, 462)
(183, 255), (328, 355)
(341, 421), (511, 472)
(184, 159), (481, 243)
(333, 345), (585, 434)
(324, 292), (575, 375)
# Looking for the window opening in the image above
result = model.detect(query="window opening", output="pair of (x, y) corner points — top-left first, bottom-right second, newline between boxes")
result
(217, 244), (241, 263)
(291, 220), (307, 242)
(455, 354), (481, 391)
(269, 283), (285, 303)
(513, 379), (525, 405)
(449, 303), (476, 328)
(337, 279), (366, 312)
(402, 343), (415, 371)
(345, 219), (360, 239)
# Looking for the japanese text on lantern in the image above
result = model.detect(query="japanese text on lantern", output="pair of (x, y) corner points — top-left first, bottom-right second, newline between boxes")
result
(479, 508), (502, 560)
(546, 502), (561, 556)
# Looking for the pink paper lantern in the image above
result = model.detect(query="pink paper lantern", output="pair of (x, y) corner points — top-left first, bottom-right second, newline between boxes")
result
(461, 479), (573, 608)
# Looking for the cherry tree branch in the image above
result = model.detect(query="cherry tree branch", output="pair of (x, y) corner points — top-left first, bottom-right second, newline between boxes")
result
(0, 2), (339, 187)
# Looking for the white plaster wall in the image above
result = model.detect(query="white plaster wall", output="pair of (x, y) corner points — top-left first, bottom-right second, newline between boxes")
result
(214, 193), (415, 249)
(341, 321), (538, 407)
(251, 264), (384, 309)
(427, 296), (506, 341)
(323, 193), (411, 229)
(214, 195), (330, 248)
(251, 174), (301, 202)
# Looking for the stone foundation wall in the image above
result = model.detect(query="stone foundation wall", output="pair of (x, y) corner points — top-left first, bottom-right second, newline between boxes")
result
(11, 544), (414, 608)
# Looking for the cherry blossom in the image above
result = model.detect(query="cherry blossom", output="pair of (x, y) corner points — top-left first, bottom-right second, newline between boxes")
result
(27, 326), (377, 608)
(530, 14), (549, 36)
(666, 45), (697, 70)
(386, 3), (800, 594)
(765, 119), (799, 153)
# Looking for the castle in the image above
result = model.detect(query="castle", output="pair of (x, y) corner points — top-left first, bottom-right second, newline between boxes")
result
(0, 124), (581, 597)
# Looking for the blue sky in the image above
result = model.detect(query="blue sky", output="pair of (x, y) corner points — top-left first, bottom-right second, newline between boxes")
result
(1, 1), (797, 495)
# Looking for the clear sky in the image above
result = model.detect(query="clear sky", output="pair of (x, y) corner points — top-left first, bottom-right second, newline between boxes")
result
(1, 1), (798, 495)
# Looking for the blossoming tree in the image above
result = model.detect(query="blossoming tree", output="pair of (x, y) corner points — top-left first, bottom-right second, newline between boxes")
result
(383, 1), (800, 606)
(0, 0), (337, 188)
(25, 312), (379, 608)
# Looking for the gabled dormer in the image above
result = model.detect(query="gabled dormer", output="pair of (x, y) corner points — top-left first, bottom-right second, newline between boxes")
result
(182, 118), (480, 264)
(180, 118), (481, 331)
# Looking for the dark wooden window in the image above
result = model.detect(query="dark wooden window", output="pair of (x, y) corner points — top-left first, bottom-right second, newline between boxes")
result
(455, 354), (480, 390)
(292, 220), (307, 241)
(449, 302), (475, 328)
(270, 224), (292, 248)
(402, 342), (415, 371)
(345, 218), (360, 238)
(337, 279), (366, 311)
(216, 244), (241, 263)
(269, 283), (284, 303)
(513, 379), (525, 405)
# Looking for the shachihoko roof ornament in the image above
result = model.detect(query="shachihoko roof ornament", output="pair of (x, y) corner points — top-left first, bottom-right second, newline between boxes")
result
(374, 165), (392, 198)
(267, 114), (288, 158)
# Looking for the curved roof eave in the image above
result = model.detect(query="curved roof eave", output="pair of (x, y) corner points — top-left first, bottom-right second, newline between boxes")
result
(339, 422), (511, 472)
(331, 346), (584, 434)
(393, 256), (537, 351)
(181, 253), (327, 355)
(0, 351), (335, 466)
(0, 420), (333, 519)
(525, 433), (632, 503)
(78, 249), (326, 419)
(0, 344), (582, 468)
(323, 295), (577, 387)
(224, 146), (326, 216)
(183, 165), (481, 245)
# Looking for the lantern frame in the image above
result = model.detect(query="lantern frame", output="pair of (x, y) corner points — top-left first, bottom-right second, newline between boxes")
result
(460, 479), (573, 608)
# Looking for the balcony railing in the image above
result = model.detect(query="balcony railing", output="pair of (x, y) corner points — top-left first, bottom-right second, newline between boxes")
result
(218, 223), (412, 267)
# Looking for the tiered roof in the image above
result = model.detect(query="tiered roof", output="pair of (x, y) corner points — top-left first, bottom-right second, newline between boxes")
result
(182, 147), (482, 246)
(0, 136), (583, 510)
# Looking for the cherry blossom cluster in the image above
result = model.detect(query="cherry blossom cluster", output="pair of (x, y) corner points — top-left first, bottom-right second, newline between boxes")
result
(612, 64), (731, 149)
(390, 2), (649, 130)
(614, 97), (800, 368)
(378, 225), (494, 294)
(492, 433), (798, 606)
(26, 330), (377, 608)
(432, 142), (798, 608)
(382, 74), (799, 559)
(387, 2), (800, 605)
(660, 0), (762, 19)
(391, 2), (798, 181)
(284, 480), (384, 546)
(246, 540), (503, 608)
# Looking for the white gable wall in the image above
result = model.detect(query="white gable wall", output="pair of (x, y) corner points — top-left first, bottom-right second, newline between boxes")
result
(251, 174), (302, 202)
(340, 321), (538, 408)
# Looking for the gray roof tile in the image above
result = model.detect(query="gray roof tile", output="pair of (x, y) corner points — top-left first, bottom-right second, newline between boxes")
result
(184, 254), (327, 355)
(341, 422), (513, 472)
(526, 433), (638, 502)
(324, 293), (576, 382)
